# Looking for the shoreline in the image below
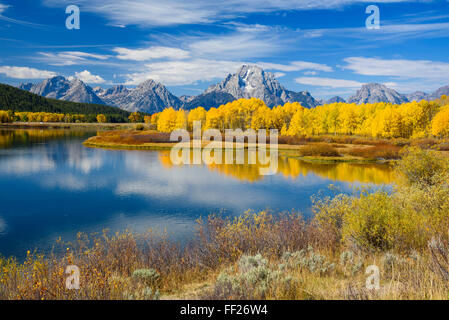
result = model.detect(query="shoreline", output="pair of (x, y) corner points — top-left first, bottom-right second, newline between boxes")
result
(0, 122), (140, 130)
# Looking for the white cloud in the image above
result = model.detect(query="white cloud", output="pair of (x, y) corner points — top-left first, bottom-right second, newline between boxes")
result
(43, 0), (414, 27)
(259, 61), (333, 72)
(113, 46), (190, 61)
(295, 77), (364, 88)
(0, 155), (55, 174)
(343, 57), (449, 81)
(0, 3), (9, 14)
(304, 71), (318, 76)
(274, 72), (286, 78)
(37, 51), (111, 66)
(0, 66), (57, 79)
(188, 31), (280, 59)
(69, 70), (106, 84)
(124, 59), (244, 86)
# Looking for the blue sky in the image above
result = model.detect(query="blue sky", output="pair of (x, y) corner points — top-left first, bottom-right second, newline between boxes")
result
(0, 0), (448, 99)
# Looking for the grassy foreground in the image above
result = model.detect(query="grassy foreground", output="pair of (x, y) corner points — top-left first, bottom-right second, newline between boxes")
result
(0, 147), (449, 300)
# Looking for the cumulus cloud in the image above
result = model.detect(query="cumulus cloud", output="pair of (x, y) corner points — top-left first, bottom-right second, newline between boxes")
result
(0, 66), (56, 79)
(69, 70), (106, 84)
(113, 46), (190, 61)
(295, 77), (364, 88)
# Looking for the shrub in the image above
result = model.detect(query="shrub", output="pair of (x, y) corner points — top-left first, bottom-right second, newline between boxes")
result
(433, 142), (449, 151)
(396, 147), (449, 186)
(299, 144), (340, 157)
(205, 254), (295, 300)
(0, 111), (12, 123)
(132, 268), (160, 287)
(313, 148), (449, 252)
(341, 191), (399, 251)
(278, 135), (306, 145)
(411, 138), (438, 149)
(339, 251), (363, 275)
(281, 246), (335, 275)
(345, 145), (401, 160)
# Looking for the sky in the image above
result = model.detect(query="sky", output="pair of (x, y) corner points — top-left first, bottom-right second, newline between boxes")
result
(0, 0), (448, 99)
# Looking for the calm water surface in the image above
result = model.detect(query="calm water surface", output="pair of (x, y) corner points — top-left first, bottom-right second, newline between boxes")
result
(0, 129), (395, 258)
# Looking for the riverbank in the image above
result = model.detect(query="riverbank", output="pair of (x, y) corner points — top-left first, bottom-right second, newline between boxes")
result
(0, 122), (145, 131)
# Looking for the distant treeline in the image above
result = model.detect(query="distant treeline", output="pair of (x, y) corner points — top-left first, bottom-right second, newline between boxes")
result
(0, 84), (131, 123)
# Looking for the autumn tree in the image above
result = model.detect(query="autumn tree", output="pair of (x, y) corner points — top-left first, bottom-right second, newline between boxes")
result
(97, 114), (107, 123)
(157, 108), (186, 132)
(144, 115), (152, 124)
(187, 107), (207, 131)
(0, 111), (11, 123)
(128, 112), (143, 123)
(432, 106), (449, 138)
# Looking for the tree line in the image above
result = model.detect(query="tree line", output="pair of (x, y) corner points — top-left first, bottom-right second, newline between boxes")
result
(151, 95), (449, 139)
(0, 83), (130, 123)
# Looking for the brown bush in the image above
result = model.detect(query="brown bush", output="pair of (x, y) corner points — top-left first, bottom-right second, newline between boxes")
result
(345, 144), (402, 159)
(278, 135), (306, 145)
(433, 142), (449, 151)
(411, 138), (438, 149)
(299, 144), (340, 157)
(92, 130), (173, 145)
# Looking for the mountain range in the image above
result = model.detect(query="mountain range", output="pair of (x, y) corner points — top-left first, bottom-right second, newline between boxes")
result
(18, 65), (449, 113)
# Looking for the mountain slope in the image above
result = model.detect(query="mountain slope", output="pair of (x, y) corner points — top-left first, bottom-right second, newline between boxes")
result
(327, 96), (346, 104)
(429, 85), (449, 100)
(405, 91), (428, 102)
(97, 85), (130, 107)
(348, 83), (408, 104)
(184, 91), (236, 110)
(112, 80), (183, 114)
(20, 76), (105, 105)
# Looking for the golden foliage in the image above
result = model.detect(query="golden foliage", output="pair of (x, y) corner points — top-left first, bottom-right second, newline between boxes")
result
(96, 114), (107, 123)
(150, 98), (447, 140)
(431, 105), (449, 138)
